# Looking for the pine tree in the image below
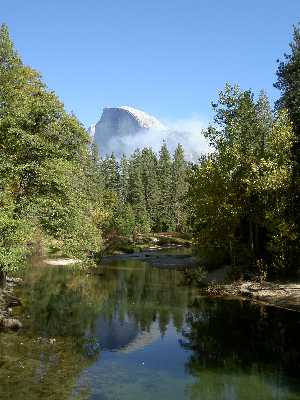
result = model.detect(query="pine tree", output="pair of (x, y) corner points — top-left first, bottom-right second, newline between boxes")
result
(88, 141), (104, 198)
(172, 144), (188, 231)
(127, 150), (150, 233)
(119, 154), (130, 204)
(275, 25), (300, 137)
(101, 153), (120, 193)
(140, 148), (160, 230)
(157, 142), (174, 231)
(256, 90), (273, 157)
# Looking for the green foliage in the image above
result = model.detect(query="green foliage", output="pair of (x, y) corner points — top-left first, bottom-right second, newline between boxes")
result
(0, 25), (192, 257)
(275, 24), (300, 137)
(188, 83), (296, 274)
(3, 19), (299, 281)
(172, 144), (189, 231)
(275, 23), (300, 265)
(254, 259), (269, 283)
(127, 149), (151, 233)
(156, 142), (174, 231)
(0, 24), (102, 274)
(182, 266), (207, 287)
(140, 148), (160, 228)
(0, 192), (33, 273)
(97, 143), (191, 238)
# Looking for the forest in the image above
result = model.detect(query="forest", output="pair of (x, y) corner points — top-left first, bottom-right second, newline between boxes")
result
(1, 22), (300, 282)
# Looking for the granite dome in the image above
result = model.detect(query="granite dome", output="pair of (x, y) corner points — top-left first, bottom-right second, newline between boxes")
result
(91, 106), (165, 156)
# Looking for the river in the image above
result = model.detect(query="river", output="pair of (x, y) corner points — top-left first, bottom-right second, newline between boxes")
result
(0, 252), (300, 399)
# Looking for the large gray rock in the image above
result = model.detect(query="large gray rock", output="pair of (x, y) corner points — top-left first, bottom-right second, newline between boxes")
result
(91, 106), (165, 157)
(90, 105), (210, 160)
(0, 317), (22, 330)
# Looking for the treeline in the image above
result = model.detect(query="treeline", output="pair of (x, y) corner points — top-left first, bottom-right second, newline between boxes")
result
(92, 143), (190, 237)
(188, 25), (300, 276)
(1, 21), (300, 280)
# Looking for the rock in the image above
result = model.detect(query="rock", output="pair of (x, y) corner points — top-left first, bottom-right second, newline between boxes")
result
(6, 277), (22, 284)
(5, 294), (21, 307)
(44, 258), (81, 266)
(91, 106), (165, 157)
(0, 317), (22, 330)
(212, 280), (300, 312)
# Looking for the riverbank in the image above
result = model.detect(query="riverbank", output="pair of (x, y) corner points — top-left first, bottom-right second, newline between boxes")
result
(102, 245), (197, 268)
(207, 280), (300, 312)
(102, 248), (300, 312)
(102, 232), (192, 256)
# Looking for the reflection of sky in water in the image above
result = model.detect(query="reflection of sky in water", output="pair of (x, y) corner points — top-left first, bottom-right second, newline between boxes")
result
(77, 321), (194, 400)
(76, 316), (298, 400)
(94, 313), (140, 351)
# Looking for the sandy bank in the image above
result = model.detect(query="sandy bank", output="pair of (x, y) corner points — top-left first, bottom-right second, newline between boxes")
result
(43, 258), (81, 266)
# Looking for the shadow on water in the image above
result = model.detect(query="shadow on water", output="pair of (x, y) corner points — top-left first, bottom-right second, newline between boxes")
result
(0, 255), (300, 399)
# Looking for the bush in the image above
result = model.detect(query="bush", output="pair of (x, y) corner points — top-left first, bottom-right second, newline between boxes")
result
(182, 266), (208, 287)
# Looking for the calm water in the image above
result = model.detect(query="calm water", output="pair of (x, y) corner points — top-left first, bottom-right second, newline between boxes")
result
(1, 255), (300, 400)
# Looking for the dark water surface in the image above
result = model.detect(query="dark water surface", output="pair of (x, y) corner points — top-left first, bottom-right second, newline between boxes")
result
(1, 255), (300, 399)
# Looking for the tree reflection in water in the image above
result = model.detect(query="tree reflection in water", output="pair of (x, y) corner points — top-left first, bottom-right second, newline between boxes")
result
(181, 297), (300, 399)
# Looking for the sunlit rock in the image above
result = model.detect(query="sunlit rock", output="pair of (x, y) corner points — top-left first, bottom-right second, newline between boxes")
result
(91, 106), (165, 157)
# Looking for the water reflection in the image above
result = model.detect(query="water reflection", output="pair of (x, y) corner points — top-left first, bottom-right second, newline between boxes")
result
(182, 298), (300, 399)
(0, 257), (299, 399)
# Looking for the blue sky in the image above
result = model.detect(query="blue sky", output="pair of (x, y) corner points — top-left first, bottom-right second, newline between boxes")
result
(1, 0), (300, 127)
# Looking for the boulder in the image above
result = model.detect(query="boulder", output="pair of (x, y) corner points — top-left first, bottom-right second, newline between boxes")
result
(0, 317), (22, 330)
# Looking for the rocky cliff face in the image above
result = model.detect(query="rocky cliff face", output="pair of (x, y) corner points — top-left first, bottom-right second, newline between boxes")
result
(91, 106), (165, 156)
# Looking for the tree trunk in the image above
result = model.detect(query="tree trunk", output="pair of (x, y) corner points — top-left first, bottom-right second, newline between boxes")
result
(249, 220), (254, 258)
(0, 268), (6, 287)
